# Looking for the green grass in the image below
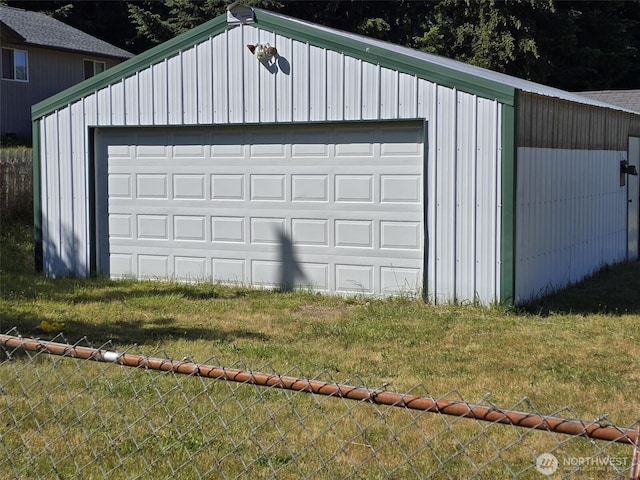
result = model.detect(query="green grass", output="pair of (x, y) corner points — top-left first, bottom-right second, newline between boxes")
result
(0, 221), (639, 478)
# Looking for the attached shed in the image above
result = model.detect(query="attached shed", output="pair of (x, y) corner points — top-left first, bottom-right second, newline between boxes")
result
(32, 5), (640, 304)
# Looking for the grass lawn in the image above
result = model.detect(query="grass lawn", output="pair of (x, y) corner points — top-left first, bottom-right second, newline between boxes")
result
(0, 220), (638, 478)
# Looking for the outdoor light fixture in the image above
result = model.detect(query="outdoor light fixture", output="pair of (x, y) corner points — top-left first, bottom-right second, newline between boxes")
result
(620, 159), (638, 186)
(621, 159), (638, 176)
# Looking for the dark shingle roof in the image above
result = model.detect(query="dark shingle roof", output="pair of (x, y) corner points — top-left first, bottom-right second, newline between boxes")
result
(578, 90), (640, 114)
(0, 6), (133, 59)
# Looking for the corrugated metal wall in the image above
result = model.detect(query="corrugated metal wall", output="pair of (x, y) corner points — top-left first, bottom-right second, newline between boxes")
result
(515, 92), (640, 302)
(37, 23), (503, 303)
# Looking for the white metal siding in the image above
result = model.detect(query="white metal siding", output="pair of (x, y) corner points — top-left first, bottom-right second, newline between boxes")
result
(515, 148), (627, 302)
(37, 23), (503, 303)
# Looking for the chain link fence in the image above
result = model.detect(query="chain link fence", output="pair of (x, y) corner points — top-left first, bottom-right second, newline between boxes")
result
(0, 329), (637, 479)
(0, 148), (32, 223)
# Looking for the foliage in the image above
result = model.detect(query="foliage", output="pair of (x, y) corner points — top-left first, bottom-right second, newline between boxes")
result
(127, 0), (276, 45)
(416, 0), (557, 81)
(5, 0), (640, 94)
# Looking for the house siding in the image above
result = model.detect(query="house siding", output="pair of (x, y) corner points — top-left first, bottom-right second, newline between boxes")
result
(0, 43), (120, 136)
(36, 22), (504, 304)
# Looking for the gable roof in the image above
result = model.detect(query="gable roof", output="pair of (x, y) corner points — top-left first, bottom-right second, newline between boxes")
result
(32, 6), (638, 121)
(0, 6), (133, 59)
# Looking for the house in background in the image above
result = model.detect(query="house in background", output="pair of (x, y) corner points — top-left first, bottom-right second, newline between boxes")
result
(579, 89), (640, 114)
(0, 5), (132, 139)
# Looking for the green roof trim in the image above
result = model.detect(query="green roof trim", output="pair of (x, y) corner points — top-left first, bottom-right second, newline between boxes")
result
(499, 103), (516, 304)
(32, 15), (229, 120)
(253, 10), (516, 106)
(33, 7), (517, 121)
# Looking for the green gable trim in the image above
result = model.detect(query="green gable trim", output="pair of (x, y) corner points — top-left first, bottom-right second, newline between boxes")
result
(32, 15), (229, 120)
(499, 103), (516, 304)
(254, 10), (516, 106)
(32, 8), (516, 121)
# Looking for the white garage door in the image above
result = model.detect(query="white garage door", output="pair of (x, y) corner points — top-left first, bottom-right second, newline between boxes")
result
(96, 123), (424, 296)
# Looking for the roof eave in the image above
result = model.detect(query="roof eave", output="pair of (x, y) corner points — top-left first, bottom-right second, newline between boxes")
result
(19, 41), (133, 60)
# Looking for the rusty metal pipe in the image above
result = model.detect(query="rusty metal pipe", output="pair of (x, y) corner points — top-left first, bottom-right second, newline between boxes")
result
(0, 334), (636, 445)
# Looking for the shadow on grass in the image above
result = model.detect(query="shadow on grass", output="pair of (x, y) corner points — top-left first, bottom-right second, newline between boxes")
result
(0, 297), (269, 347)
(0, 220), (271, 345)
(0, 271), (271, 346)
(519, 261), (640, 316)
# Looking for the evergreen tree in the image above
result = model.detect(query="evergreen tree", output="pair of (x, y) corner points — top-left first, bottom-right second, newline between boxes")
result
(415, 0), (558, 82)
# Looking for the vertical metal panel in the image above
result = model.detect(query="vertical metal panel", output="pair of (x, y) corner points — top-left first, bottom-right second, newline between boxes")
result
(434, 85), (457, 302)
(198, 41), (214, 121)
(361, 62), (379, 120)
(455, 93), (477, 301)
(419, 79), (438, 301)
(151, 60), (168, 124)
(57, 107), (75, 272)
(124, 74), (138, 126)
(138, 67), (154, 125)
(43, 114), (61, 274)
(474, 99), (500, 303)
(110, 80), (125, 125)
(83, 94), (97, 127)
(212, 32), (230, 124)
(96, 86), (110, 125)
(343, 56), (362, 120)
(167, 53), (183, 124)
(292, 40), (309, 122)
(326, 50), (344, 121)
(308, 46), (326, 121)
(242, 26), (260, 123)
(257, 30), (277, 123)
(380, 69), (398, 119)
(398, 74), (418, 119)
(71, 100), (89, 275)
(274, 34), (293, 122)
(227, 27), (246, 123)
(181, 46), (198, 124)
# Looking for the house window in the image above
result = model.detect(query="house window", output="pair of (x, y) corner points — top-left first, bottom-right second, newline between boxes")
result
(1, 48), (28, 81)
(84, 60), (105, 79)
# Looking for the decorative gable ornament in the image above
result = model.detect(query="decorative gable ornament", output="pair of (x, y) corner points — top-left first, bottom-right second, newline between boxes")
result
(247, 43), (278, 62)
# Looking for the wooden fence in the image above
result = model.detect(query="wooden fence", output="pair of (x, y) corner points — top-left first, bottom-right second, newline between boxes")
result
(0, 148), (32, 222)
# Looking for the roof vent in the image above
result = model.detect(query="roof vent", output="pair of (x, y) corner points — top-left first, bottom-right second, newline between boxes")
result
(227, 2), (255, 25)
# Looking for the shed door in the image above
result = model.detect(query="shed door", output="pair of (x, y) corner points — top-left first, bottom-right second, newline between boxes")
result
(96, 123), (425, 296)
(628, 136), (640, 261)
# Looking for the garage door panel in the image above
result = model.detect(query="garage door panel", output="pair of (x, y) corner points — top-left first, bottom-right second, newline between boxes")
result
(138, 254), (170, 278)
(174, 175), (206, 199)
(175, 256), (207, 281)
(102, 123), (424, 296)
(212, 258), (246, 283)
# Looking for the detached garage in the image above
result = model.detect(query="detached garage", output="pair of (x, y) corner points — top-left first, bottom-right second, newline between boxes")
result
(32, 4), (640, 304)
